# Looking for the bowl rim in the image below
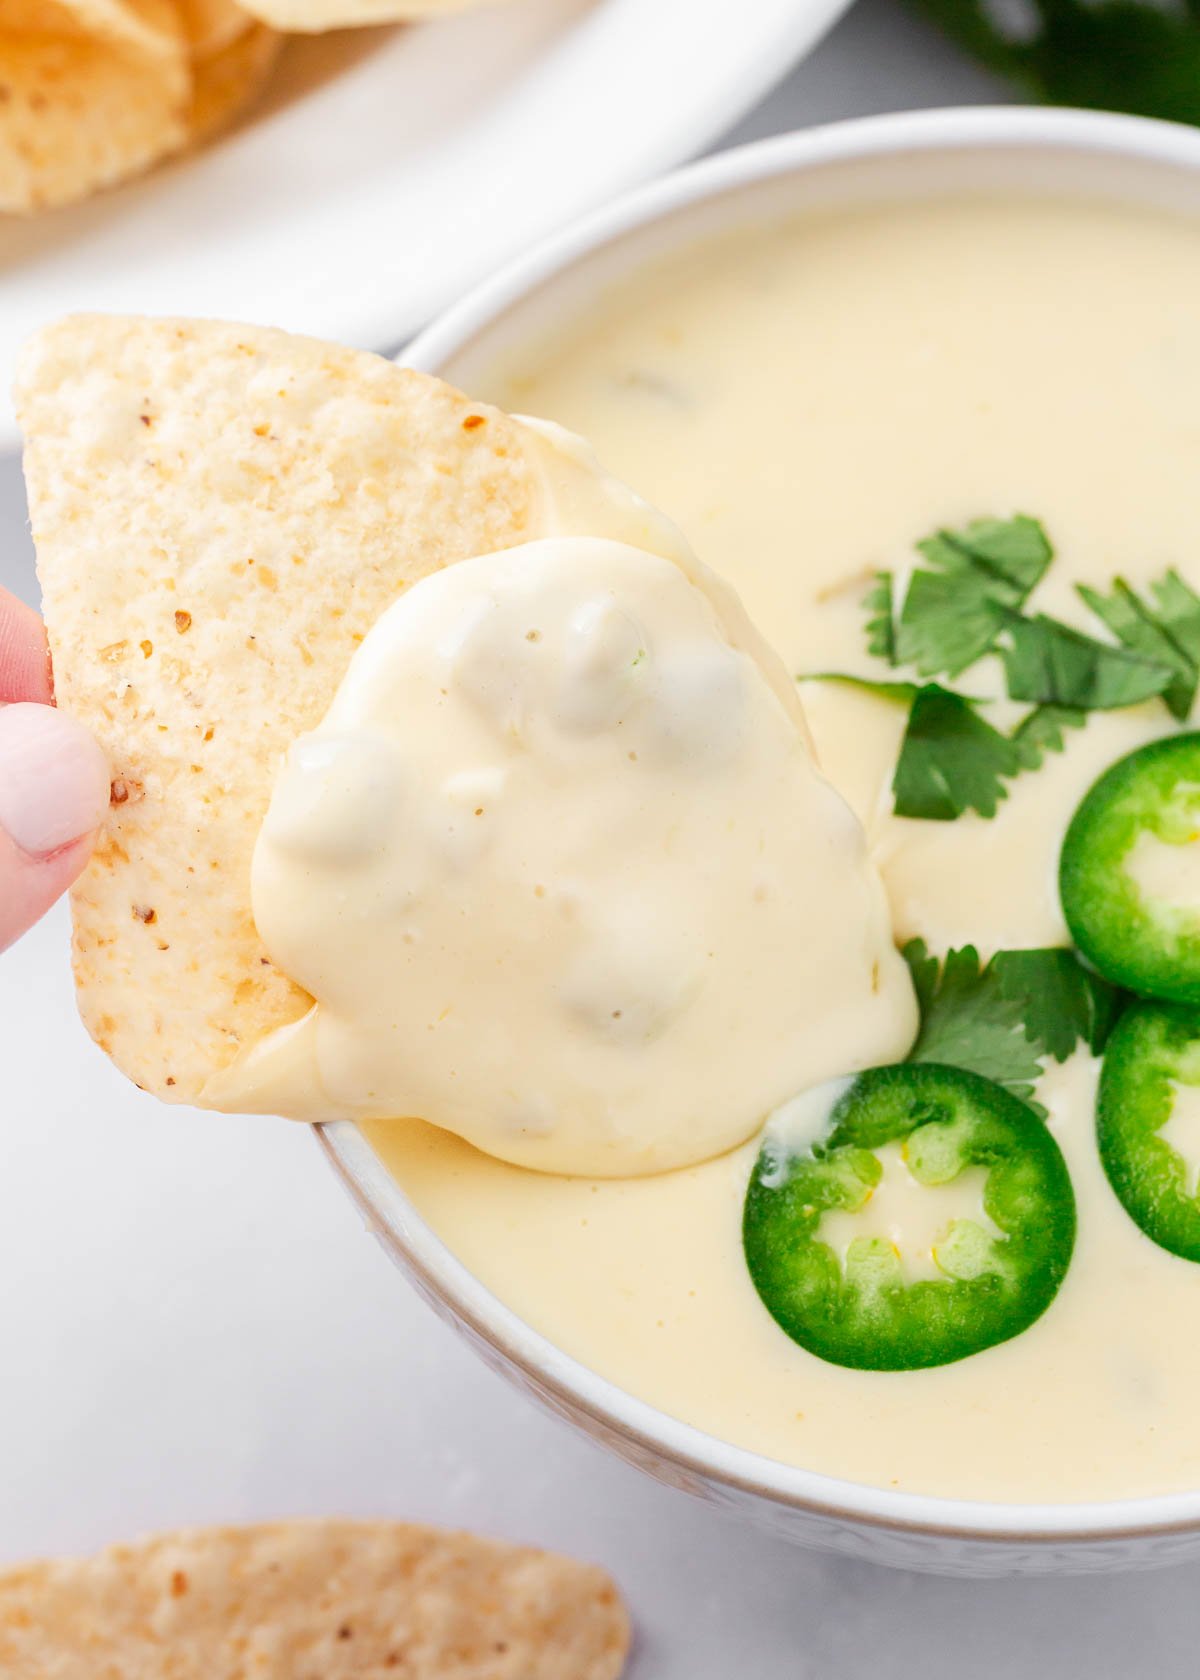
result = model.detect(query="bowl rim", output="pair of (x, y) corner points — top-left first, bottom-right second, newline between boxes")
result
(328, 105), (1200, 1548)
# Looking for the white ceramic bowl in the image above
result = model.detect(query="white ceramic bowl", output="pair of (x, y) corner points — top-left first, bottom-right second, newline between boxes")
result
(319, 107), (1200, 1577)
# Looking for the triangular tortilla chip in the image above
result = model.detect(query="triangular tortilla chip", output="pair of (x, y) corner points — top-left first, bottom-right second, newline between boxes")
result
(0, 1519), (630, 1676)
(16, 315), (553, 1103)
(0, 14), (189, 211)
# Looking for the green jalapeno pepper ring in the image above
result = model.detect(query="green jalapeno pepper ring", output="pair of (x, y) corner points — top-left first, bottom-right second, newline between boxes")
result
(743, 1063), (1076, 1371)
(1060, 732), (1200, 1003)
(1098, 1000), (1200, 1261)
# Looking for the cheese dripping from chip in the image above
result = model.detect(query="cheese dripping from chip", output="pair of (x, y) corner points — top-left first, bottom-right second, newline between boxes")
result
(215, 524), (915, 1175)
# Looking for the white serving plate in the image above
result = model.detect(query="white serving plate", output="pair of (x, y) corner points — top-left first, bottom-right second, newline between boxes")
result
(321, 107), (1200, 1578)
(0, 0), (852, 451)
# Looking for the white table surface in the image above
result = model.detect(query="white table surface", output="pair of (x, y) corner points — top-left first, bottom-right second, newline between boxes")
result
(7, 3), (1200, 1672)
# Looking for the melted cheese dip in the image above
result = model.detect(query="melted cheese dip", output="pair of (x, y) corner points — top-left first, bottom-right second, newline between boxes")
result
(234, 535), (912, 1173)
(369, 196), (1200, 1501)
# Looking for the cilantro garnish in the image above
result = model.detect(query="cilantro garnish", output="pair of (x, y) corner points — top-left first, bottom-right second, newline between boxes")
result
(1009, 703), (1087, 771)
(1001, 613), (1175, 711)
(902, 940), (1126, 1115)
(1077, 572), (1200, 721)
(864, 572), (897, 665)
(903, 942), (1045, 1109)
(809, 514), (1200, 822)
(892, 687), (1020, 821)
(803, 674), (919, 703)
(802, 678), (1085, 822)
(989, 949), (1125, 1063)
(870, 514), (1191, 715)
(893, 516), (1052, 679)
(1148, 570), (1200, 671)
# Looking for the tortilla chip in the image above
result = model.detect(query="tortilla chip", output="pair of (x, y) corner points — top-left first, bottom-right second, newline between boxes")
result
(174, 0), (251, 55)
(234, 0), (500, 34)
(188, 20), (278, 142)
(0, 25), (189, 210)
(0, 1519), (631, 1676)
(0, 0), (183, 56)
(16, 315), (549, 1103)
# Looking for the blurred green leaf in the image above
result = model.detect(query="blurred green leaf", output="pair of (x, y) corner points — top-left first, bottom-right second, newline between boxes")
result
(911, 0), (1200, 125)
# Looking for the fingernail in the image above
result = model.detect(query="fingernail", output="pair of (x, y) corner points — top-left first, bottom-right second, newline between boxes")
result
(0, 702), (110, 857)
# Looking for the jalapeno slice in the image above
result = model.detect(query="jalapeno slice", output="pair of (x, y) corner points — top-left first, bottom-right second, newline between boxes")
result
(1060, 733), (1200, 1003)
(742, 1063), (1075, 1371)
(1098, 1000), (1200, 1261)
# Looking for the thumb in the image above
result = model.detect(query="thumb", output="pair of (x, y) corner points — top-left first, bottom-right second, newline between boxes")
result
(0, 702), (111, 952)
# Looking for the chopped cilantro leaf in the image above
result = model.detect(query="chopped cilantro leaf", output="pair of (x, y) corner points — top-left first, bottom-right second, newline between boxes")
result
(925, 515), (1054, 598)
(892, 686), (1021, 821)
(864, 572), (897, 664)
(895, 568), (1009, 680)
(804, 681), (1084, 820)
(1001, 613), (1175, 710)
(1078, 578), (1198, 720)
(1009, 703), (1087, 770)
(836, 512), (1200, 822)
(990, 949), (1126, 1061)
(902, 940), (1127, 1115)
(894, 515), (1052, 679)
(1151, 570), (1200, 669)
(902, 941), (1045, 1111)
(800, 673), (919, 702)
(901, 935), (940, 1021)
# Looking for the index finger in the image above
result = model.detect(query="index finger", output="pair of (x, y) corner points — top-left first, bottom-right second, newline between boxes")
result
(0, 585), (52, 705)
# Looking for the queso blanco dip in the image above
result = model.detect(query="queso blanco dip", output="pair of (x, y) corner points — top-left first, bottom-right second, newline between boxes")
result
(368, 196), (1200, 1503)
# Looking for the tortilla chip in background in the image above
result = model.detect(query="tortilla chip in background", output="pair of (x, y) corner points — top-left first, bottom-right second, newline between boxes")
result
(174, 0), (251, 56)
(0, 1519), (631, 1677)
(188, 20), (279, 141)
(16, 315), (546, 1105)
(0, 16), (189, 211)
(234, 0), (500, 34)
(0, 0), (184, 56)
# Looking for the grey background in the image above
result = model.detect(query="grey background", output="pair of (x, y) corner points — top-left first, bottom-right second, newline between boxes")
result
(7, 4), (1199, 1673)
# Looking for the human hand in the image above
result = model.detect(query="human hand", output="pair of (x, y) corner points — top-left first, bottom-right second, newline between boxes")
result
(0, 585), (110, 952)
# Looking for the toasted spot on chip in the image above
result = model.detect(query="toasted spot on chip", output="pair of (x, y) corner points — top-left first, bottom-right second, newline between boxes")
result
(0, 1519), (630, 1677)
(16, 316), (546, 1103)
